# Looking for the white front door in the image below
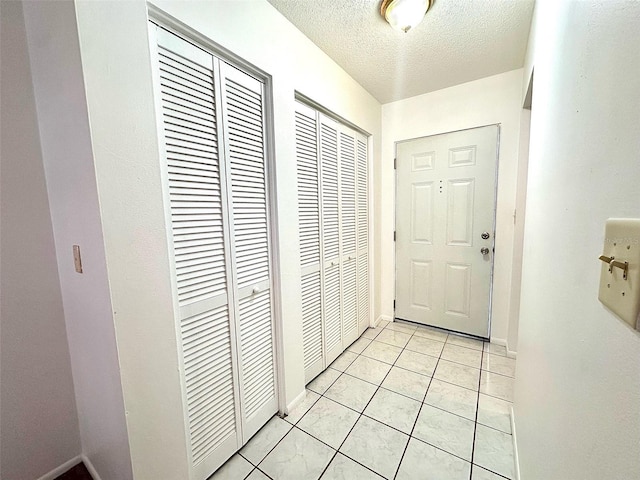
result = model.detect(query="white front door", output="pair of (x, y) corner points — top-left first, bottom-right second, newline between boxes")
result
(395, 125), (499, 338)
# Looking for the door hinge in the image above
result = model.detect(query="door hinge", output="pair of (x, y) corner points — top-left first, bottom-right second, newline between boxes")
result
(393, 300), (396, 310)
(394, 157), (397, 169)
(393, 231), (396, 241)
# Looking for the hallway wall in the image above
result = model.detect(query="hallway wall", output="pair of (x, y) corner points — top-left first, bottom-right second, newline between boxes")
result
(514, 1), (640, 478)
(67, 1), (382, 477)
(0, 1), (81, 478)
(380, 69), (524, 345)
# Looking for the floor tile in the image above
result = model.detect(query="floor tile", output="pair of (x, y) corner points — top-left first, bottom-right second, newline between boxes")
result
(340, 416), (409, 479)
(434, 359), (480, 391)
(345, 355), (392, 385)
(361, 328), (382, 340)
(384, 321), (417, 334)
(361, 340), (403, 365)
(395, 349), (438, 376)
(447, 334), (484, 351)
(377, 319), (390, 328)
(246, 469), (270, 480)
(413, 325), (449, 342)
(297, 397), (359, 449)
(477, 394), (512, 434)
(471, 465), (507, 480)
(424, 379), (478, 421)
(321, 453), (383, 479)
(479, 371), (514, 402)
(260, 427), (335, 480)
(347, 337), (372, 354)
(441, 343), (483, 368)
(324, 373), (377, 412)
(308, 368), (342, 395)
(405, 335), (445, 357)
(412, 404), (475, 461)
(483, 342), (507, 357)
(363, 387), (421, 434)
(240, 416), (292, 464)
(473, 424), (515, 479)
(330, 350), (359, 372)
(374, 329), (412, 348)
(210, 453), (254, 479)
(381, 366), (431, 401)
(482, 353), (516, 378)
(286, 390), (321, 424)
(396, 437), (471, 480)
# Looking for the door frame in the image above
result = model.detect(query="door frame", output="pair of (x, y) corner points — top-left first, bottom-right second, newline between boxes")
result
(393, 123), (501, 339)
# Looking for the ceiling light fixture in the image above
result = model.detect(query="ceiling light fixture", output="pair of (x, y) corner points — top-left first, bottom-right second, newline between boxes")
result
(381, 0), (432, 33)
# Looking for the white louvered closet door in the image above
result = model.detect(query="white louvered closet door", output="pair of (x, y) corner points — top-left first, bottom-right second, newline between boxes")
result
(152, 26), (277, 480)
(218, 61), (277, 443)
(154, 28), (240, 479)
(339, 127), (358, 346)
(319, 114), (343, 365)
(356, 135), (370, 333)
(295, 103), (323, 383)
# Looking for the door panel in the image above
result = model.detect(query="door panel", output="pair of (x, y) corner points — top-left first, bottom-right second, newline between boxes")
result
(219, 61), (277, 442)
(356, 137), (369, 334)
(395, 125), (498, 338)
(295, 103), (324, 383)
(154, 28), (241, 478)
(411, 182), (434, 243)
(320, 116), (342, 363)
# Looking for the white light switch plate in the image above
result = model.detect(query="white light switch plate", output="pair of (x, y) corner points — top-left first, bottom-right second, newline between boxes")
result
(598, 218), (640, 330)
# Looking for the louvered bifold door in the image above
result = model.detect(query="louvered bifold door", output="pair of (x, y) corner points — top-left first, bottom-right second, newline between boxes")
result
(319, 115), (343, 364)
(295, 102), (324, 383)
(153, 27), (240, 479)
(339, 126), (358, 346)
(218, 61), (277, 443)
(356, 134), (370, 333)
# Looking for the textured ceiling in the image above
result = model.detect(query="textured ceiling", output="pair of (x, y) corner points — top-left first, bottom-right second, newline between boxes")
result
(267, 0), (535, 104)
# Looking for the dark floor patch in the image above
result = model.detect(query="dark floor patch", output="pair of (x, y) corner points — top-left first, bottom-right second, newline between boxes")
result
(55, 462), (93, 480)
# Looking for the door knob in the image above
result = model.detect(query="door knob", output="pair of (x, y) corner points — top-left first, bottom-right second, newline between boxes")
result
(481, 247), (490, 255)
(481, 232), (490, 240)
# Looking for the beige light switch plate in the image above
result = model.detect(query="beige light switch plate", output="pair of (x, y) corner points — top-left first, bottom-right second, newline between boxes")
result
(598, 219), (640, 330)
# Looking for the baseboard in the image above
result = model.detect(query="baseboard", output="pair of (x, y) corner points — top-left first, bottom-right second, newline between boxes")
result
(510, 406), (521, 480)
(489, 337), (506, 346)
(375, 315), (392, 327)
(285, 389), (307, 416)
(506, 344), (518, 359)
(36, 456), (83, 480)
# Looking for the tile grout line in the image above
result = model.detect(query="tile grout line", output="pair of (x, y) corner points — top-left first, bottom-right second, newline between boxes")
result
(351, 323), (422, 480)
(248, 322), (494, 480)
(391, 325), (447, 480)
(318, 321), (427, 479)
(468, 344), (485, 480)
(315, 329), (392, 480)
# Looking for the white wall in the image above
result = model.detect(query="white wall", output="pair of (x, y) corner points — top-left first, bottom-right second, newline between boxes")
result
(0, 1), (81, 478)
(70, 0), (381, 478)
(514, 1), (640, 478)
(380, 69), (524, 344)
(22, 1), (133, 479)
(507, 107), (531, 354)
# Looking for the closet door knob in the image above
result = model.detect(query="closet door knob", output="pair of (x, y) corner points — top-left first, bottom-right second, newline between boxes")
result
(252, 286), (261, 295)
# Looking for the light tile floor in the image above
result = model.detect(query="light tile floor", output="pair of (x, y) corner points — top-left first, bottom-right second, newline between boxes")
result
(211, 320), (516, 480)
